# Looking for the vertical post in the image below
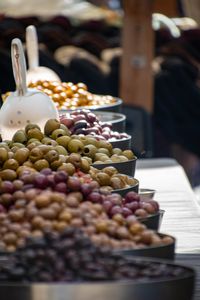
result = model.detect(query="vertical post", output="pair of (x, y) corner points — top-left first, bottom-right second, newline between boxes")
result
(120, 0), (154, 112)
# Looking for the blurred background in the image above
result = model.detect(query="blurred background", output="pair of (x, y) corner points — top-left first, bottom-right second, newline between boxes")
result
(1, 0), (200, 189)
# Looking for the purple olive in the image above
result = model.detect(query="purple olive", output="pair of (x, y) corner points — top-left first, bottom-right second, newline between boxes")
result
(87, 113), (97, 123)
(73, 115), (86, 122)
(60, 117), (74, 128)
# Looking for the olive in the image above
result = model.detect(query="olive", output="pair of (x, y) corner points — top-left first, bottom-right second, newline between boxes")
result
(80, 158), (90, 172)
(27, 128), (44, 141)
(13, 148), (30, 165)
(118, 155), (129, 162)
(58, 163), (75, 175)
(12, 142), (25, 149)
(98, 140), (112, 152)
(44, 150), (59, 163)
(27, 138), (40, 145)
(82, 156), (92, 164)
(44, 119), (60, 136)
(34, 159), (50, 171)
(67, 139), (84, 154)
(37, 144), (53, 154)
(110, 177), (123, 189)
(8, 152), (14, 159)
(29, 147), (44, 163)
(83, 145), (97, 158)
(35, 195), (51, 208)
(3, 140), (12, 147)
(83, 137), (98, 147)
(59, 124), (70, 136)
(41, 137), (57, 146)
(96, 172), (111, 186)
(110, 154), (121, 163)
(23, 161), (34, 168)
(56, 136), (71, 148)
(97, 148), (110, 156)
(3, 159), (19, 170)
(50, 158), (63, 170)
(112, 148), (122, 155)
(0, 148), (8, 164)
(95, 154), (109, 162)
(25, 123), (41, 134)
(122, 150), (135, 160)
(51, 129), (67, 140)
(102, 166), (118, 176)
(0, 170), (17, 181)
(66, 153), (82, 168)
(55, 145), (68, 155)
(12, 130), (27, 144)
(0, 142), (10, 151)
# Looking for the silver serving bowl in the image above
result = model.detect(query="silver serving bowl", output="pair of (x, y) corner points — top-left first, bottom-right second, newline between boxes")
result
(59, 98), (123, 113)
(139, 188), (156, 199)
(109, 135), (132, 150)
(0, 256), (194, 300)
(94, 111), (126, 132)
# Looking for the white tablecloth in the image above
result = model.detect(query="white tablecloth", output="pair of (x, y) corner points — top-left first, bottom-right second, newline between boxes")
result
(136, 158), (200, 254)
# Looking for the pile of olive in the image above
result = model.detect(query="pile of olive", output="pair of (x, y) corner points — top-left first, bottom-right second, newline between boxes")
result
(0, 119), (135, 178)
(60, 109), (129, 141)
(0, 228), (185, 283)
(89, 166), (137, 190)
(0, 177), (170, 252)
(27, 81), (116, 110)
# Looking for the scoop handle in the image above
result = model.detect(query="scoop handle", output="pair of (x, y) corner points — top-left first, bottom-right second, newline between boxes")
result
(11, 38), (27, 96)
(26, 25), (39, 70)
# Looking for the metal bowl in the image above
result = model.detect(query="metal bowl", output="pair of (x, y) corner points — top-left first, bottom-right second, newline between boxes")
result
(59, 98), (123, 113)
(118, 233), (175, 260)
(139, 210), (165, 230)
(112, 178), (139, 197)
(93, 111), (126, 132)
(92, 157), (137, 177)
(139, 188), (156, 199)
(109, 135), (132, 150)
(0, 256), (194, 300)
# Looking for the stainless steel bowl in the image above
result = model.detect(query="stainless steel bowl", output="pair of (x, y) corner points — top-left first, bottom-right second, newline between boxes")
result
(109, 135), (132, 150)
(92, 157), (137, 177)
(94, 111), (126, 132)
(0, 256), (194, 300)
(139, 188), (156, 199)
(139, 210), (165, 230)
(59, 98), (123, 113)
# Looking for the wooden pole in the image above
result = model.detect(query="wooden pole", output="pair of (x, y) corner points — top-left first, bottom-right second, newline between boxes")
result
(120, 0), (154, 112)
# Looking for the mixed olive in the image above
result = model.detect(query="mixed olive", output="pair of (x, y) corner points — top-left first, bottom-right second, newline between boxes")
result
(60, 109), (129, 141)
(0, 228), (185, 283)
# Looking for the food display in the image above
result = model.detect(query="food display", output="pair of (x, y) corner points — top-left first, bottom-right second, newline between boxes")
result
(0, 228), (186, 283)
(27, 81), (117, 110)
(60, 110), (129, 142)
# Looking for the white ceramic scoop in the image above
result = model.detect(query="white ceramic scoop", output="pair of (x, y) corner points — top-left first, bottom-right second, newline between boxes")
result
(0, 38), (59, 140)
(26, 25), (60, 84)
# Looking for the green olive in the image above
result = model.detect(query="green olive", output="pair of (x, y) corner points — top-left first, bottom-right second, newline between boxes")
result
(94, 153), (109, 162)
(27, 128), (44, 141)
(44, 150), (59, 163)
(42, 137), (57, 146)
(56, 136), (71, 148)
(34, 159), (49, 171)
(83, 137), (98, 147)
(80, 158), (90, 173)
(0, 142), (10, 151)
(50, 158), (63, 170)
(110, 155), (121, 163)
(12, 130), (27, 144)
(118, 155), (129, 162)
(51, 129), (67, 140)
(37, 144), (53, 154)
(97, 148), (110, 156)
(0, 148), (8, 164)
(58, 163), (75, 175)
(27, 142), (38, 151)
(98, 140), (112, 152)
(55, 145), (68, 155)
(12, 143), (25, 149)
(112, 148), (122, 155)
(66, 153), (82, 168)
(25, 123), (41, 134)
(60, 124), (70, 136)
(122, 150), (135, 160)
(3, 159), (19, 170)
(110, 177), (123, 189)
(82, 156), (92, 164)
(67, 139), (84, 154)
(83, 144), (97, 158)
(44, 119), (60, 136)
(4, 140), (13, 148)
(102, 166), (118, 176)
(29, 147), (44, 163)
(13, 148), (30, 165)
(27, 138), (40, 145)
(0, 169), (17, 181)
(23, 161), (34, 168)
(96, 172), (111, 186)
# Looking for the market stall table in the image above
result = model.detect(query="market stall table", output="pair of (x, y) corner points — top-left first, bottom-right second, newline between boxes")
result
(137, 158), (200, 299)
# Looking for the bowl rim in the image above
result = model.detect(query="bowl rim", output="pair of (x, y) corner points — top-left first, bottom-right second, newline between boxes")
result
(94, 111), (126, 123)
(92, 156), (137, 167)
